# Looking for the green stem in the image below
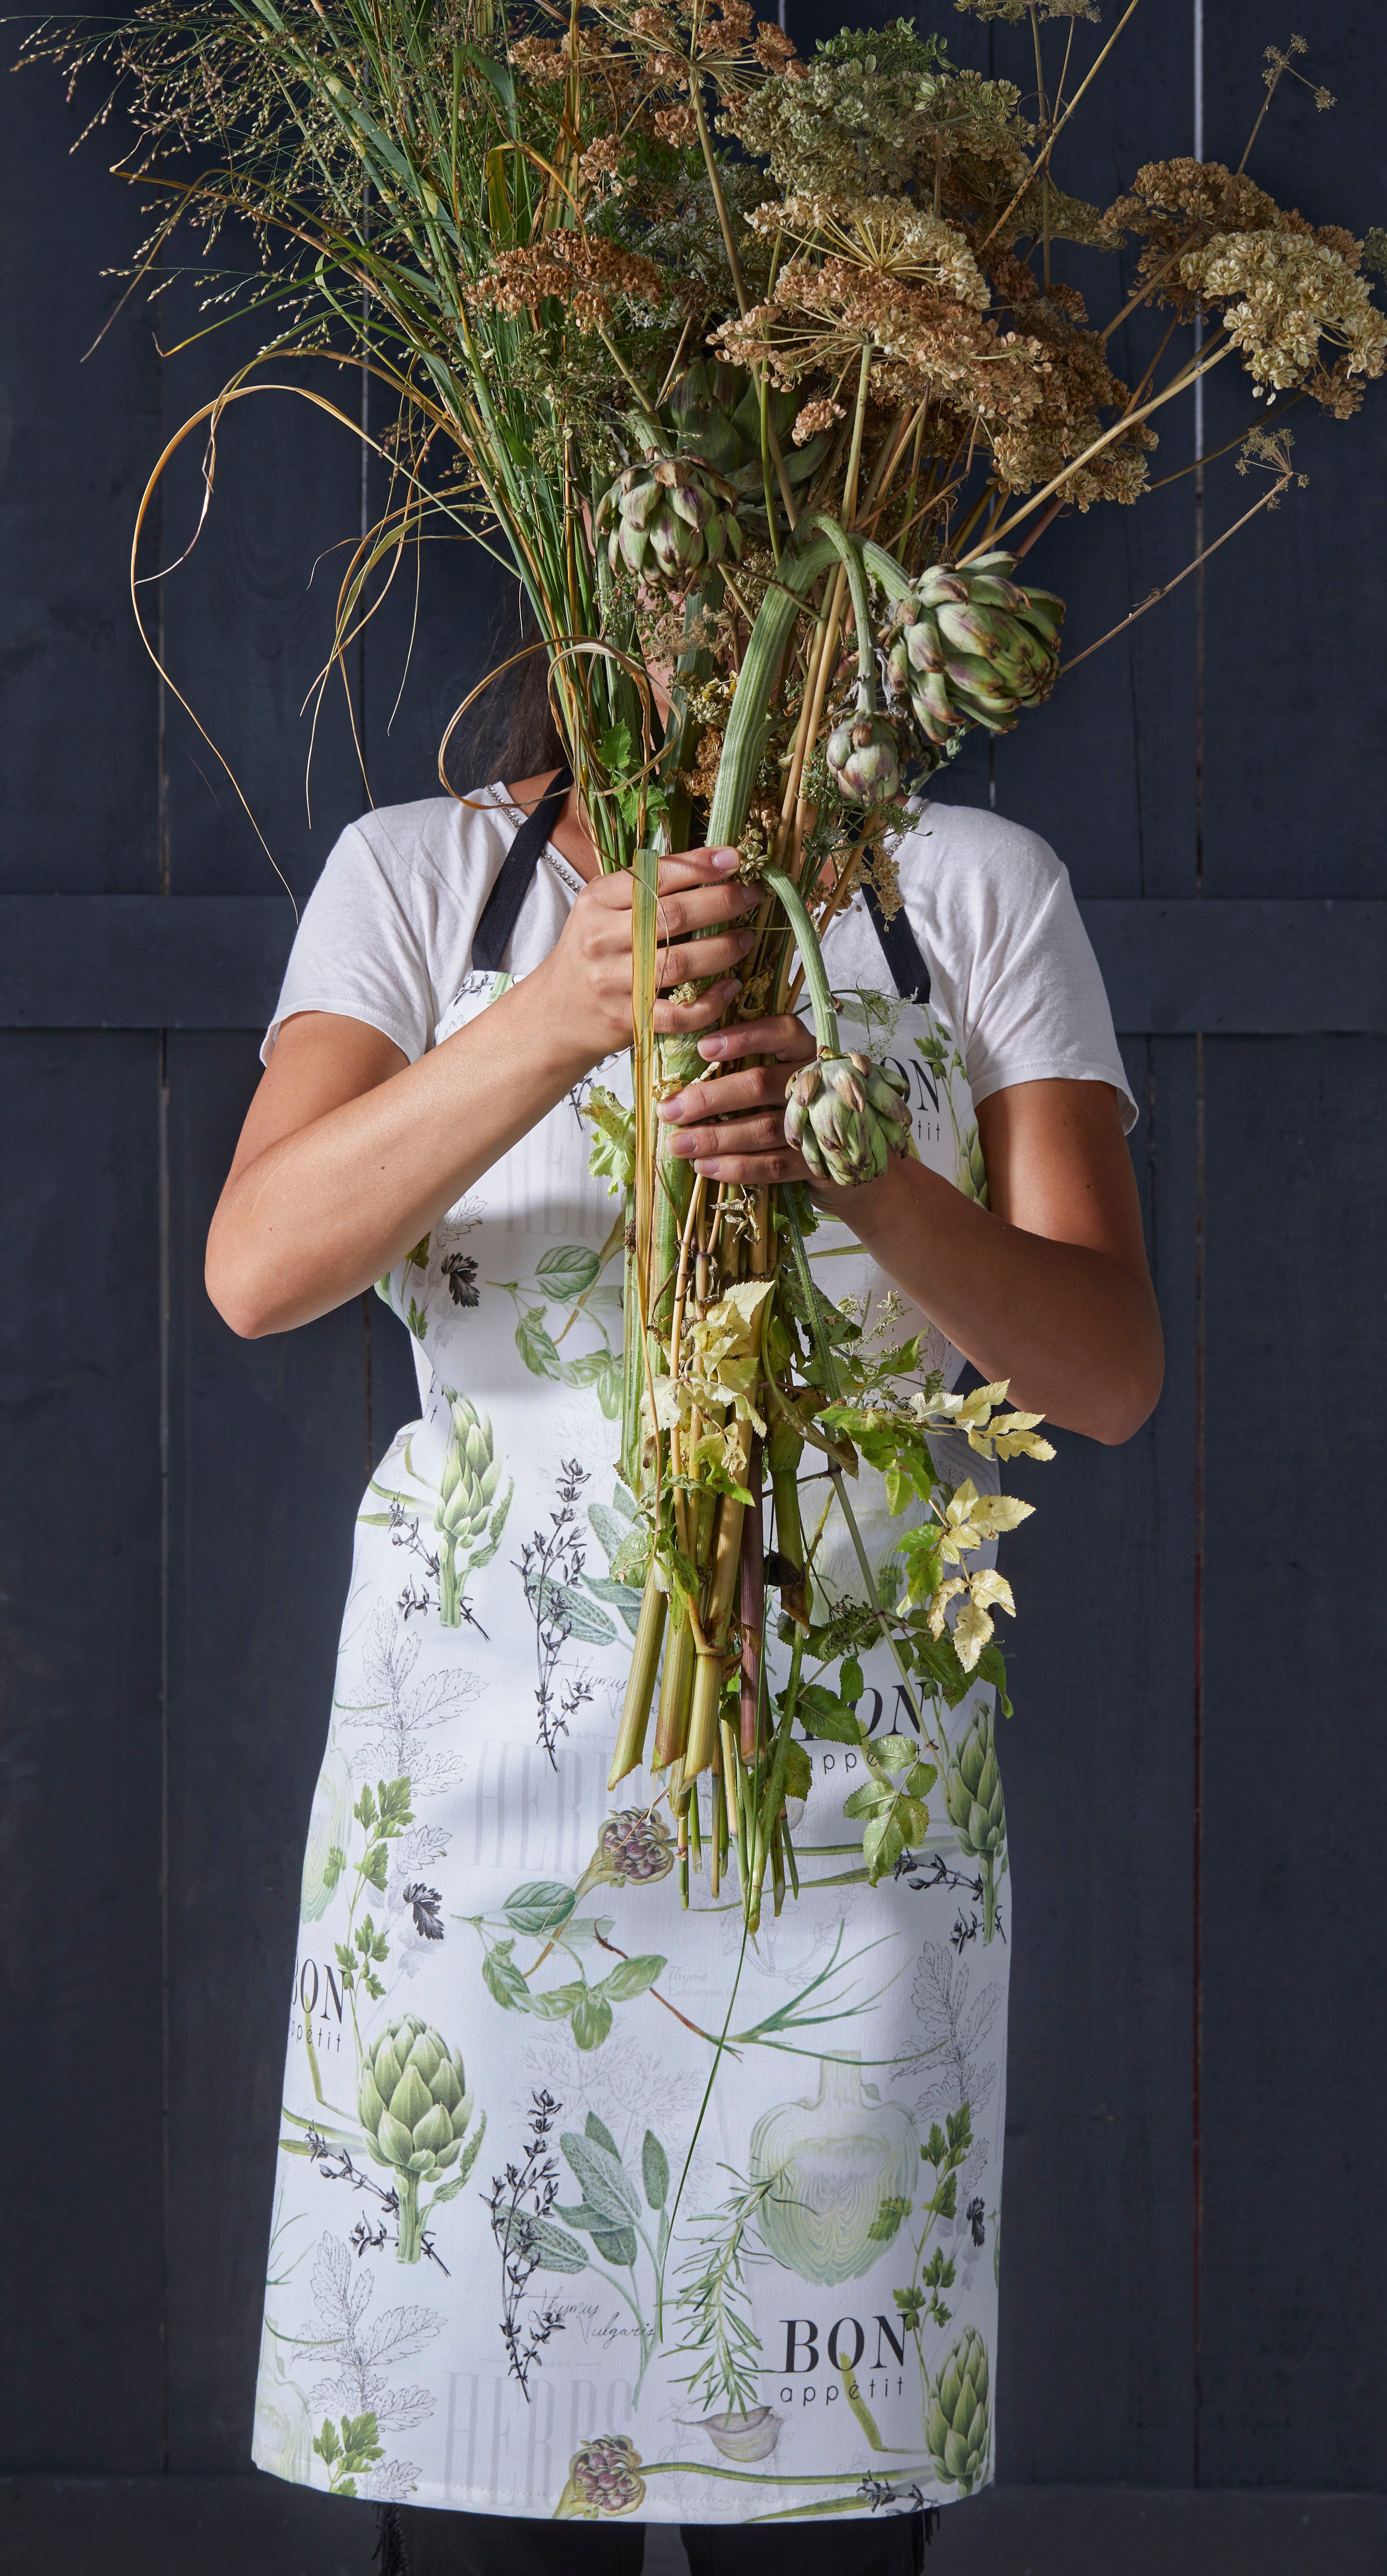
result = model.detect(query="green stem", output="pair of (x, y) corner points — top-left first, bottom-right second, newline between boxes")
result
(395, 2168), (423, 2264)
(760, 867), (838, 1053)
(705, 535), (840, 846)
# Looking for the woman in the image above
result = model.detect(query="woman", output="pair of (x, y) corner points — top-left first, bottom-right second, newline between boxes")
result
(208, 676), (1161, 2576)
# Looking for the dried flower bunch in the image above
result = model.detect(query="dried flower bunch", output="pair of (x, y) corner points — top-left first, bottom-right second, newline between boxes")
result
(30, 0), (1383, 1916)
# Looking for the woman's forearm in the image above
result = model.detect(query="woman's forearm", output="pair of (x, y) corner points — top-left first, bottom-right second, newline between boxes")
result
(843, 1154), (1164, 1444)
(206, 969), (593, 1336)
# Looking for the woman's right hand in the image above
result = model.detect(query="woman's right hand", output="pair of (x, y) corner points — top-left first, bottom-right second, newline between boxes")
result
(533, 845), (762, 1065)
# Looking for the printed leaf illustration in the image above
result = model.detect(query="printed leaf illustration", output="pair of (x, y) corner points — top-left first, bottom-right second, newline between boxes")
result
(497, 2207), (589, 2275)
(500, 1880), (577, 1938)
(481, 1940), (532, 2012)
(584, 2111), (622, 2159)
(642, 2131), (670, 2211)
(535, 1243), (602, 1301)
(844, 1736), (938, 1882)
(570, 1989), (614, 2051)
(560, 2131), (639, 2225)
(597, 1953), (664, 2003)
(516, 1307), (564, 1379)
(527, 1572), (617, 1648)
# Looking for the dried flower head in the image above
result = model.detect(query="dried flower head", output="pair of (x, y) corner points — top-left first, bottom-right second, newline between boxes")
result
(1181, 228), (1387, 404)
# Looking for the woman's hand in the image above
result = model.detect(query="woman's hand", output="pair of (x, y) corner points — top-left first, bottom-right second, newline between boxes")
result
(655, 1014), (817, 1186)
(533, 846), (764, 1063)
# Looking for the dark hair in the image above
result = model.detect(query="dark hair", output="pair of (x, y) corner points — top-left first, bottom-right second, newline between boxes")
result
(445, 587), (564, 792)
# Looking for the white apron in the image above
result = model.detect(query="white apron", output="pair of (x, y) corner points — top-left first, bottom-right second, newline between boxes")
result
(253, 894), (1010, 2529)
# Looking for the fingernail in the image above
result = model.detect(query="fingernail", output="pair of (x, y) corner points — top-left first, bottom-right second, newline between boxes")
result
(655, 1091), (687, 1121)
(735, 932), (756, 954)
(715, 978), (741, 999)
(698, 1034), (727, 1057)
(710, 848), (741, 872)
(694, 1159), (720, 1177)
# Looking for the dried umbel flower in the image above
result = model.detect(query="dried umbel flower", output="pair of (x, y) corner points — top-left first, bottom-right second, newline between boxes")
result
(885, 552), (1064, 747)
(595, 455), (743, 589)
(1180, 228), (1387, 404)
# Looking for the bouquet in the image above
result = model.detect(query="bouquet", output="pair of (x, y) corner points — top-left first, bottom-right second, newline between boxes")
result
(32, 0), (1385, 1925)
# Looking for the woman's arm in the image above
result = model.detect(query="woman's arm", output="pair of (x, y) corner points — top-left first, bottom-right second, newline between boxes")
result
(657, 1031), (1163, 1446)
(205, 842), (758, 1337)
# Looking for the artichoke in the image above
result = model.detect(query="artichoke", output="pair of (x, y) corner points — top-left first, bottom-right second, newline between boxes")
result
(436, 1391), (501, 1626)
(359, 2014), (481, 2264)
(596, 1807), (676, 1886)
(885, 551), (1065, 749)
(595, 455), (742, 591)
(925, 2325), (991, 2496)
(554, 2434), (646, 2520)
(663, 359), (832, 521)
(825, 708), (902, 807)
(785, 1050), (912, 1189)
(943, 1702), (1007, 1944)
(750, 2053), (920, 2287)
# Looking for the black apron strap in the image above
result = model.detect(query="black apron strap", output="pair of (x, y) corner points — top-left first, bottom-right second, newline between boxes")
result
(861, 876), (932, 1006)
(472, 764), (573, 973)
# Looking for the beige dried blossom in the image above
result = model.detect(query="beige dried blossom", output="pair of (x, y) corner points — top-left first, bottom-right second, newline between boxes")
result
(1180, 228), (1387, 401)
(751, 193), (990, 309)
(472, 235), (670, 334)
(792, 395), (844, 444)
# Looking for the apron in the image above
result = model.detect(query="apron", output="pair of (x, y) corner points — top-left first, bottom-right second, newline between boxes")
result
(252, 798), (1011, 2528)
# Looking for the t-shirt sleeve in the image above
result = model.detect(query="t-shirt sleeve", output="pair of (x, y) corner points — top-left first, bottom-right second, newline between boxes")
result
(262, 821), (434, 1067)
(919, 813), (1137, 1133)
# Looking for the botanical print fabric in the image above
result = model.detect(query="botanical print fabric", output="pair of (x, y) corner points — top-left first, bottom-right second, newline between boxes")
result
(254, 967), (1008, 2527)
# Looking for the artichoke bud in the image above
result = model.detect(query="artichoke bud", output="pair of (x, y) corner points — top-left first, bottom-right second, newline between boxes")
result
(826, 708), (902, 807)
(944, 1702), (1007, 1859)
(884, 554), (1065, 750)
(785, 1049), (911, 1189)
(595, 455), (742, 594)
(925, 2326), (991, 2496)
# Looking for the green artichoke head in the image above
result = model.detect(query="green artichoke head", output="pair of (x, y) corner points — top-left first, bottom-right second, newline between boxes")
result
(359, 2014), (475, 2179)
(885, 552), (1065, 750)
(825, 708), (902, 807)
(925, 2324), (991, 2496)
(595, 453), (742, 591)
(785, 1050), (911, 1189)
(663, 359), (834, 515)
(943, 1700), (1007, 1863)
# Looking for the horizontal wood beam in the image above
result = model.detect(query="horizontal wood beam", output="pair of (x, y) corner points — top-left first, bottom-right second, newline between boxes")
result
(3, 2478), (1386, 2576)
(1, 895), (1383, 1035)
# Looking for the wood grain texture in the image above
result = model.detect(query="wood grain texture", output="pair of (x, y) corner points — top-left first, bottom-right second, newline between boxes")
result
(1197, 1037), (1387, 2485)
(0, 1035), (164, 2467)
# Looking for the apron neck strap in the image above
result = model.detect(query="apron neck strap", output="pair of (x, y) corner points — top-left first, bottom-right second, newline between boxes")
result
(861, 876), (932, 1006)
(472, 765), (574, 973)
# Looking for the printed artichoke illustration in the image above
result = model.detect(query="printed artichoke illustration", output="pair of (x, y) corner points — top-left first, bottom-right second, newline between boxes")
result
(785, 1050), (912, 1189)
(436, 1391), (502, 1626)
(956, 1122), (990, 1206)
(924, 2325), (991, 2496)
(825, 708), (902, 806)
(595, 455), (742, 590)
(359, 2014), (482, 2264)
(749, 2052), (920, 2286)
(597, 1808), (677, 1885)
(885, 551), (1065, 749)
(943, 1702), (1007, 1943)
(300, 1737), (353, 1924)
(554, 2434), (646, 2519)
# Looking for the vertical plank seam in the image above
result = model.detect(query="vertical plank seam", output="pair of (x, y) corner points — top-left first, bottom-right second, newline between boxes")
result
(1191, 0), (1206, 2490)
(157, 1030), (172, 2478)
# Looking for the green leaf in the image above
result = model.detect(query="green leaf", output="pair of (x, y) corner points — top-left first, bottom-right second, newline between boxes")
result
(481, 1941), (533, 2012)
(526, 1980), (587, 2022)
(884, 1459), (911, 1516)
(642, 2129), (670, 2210)
(867, 2194), (912, 2245)
(498, 2209), (589, 2274)
(560, 2130), (638, 2223)
(360, 1841), (389, 1891)
(598, 719), (633, 774)
(796, 1683), (861, 1743)
(516, 1307), (564, 1378)
(500, 1880), (577, 1937)
(535, 1242), (602, 1301)
(975, 1641), (1014, 1716)
(584, 2110), (622, 2158)
(570, 1988), (614, 2051)
(314, 2418), (341, 2465)
(597, 1952), (664, 2003)
(782, 1740), (813, 1803)
(590, 2221), (638, 2268)
(839, 1656), (864, 1706)
(531, 1576), (618, 1647)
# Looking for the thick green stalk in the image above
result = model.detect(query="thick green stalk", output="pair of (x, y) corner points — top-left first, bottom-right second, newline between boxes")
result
(760, 866), (840, 1054)
(705, 534), (840, 847)
(609, 1571), (668, 1788)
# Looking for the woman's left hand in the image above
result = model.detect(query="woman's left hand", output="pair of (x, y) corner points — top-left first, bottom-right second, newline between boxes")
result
(655, 1014), (817, 1186)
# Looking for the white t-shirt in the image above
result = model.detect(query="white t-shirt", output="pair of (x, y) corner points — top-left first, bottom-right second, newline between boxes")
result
(264, 781), (1137, 1130)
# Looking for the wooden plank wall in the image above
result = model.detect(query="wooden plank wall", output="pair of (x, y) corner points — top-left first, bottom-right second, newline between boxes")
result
(1, 1), (1383, 2563)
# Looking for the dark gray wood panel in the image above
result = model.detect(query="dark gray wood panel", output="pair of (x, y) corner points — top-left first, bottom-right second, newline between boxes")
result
(0, 1034), (164, 2466)
(1198, 1035), (1387, 2486)
(0, 71), (159, 892)
(996, 1034), (1197, 2486)
(1199, 3), (1387, 902)
(161, 1034), (377, 2471)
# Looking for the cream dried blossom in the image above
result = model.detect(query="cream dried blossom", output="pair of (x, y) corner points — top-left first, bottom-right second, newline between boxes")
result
(792, 395), (844, 443)
(752, 192), (990, 309)
(1181, 228), (1387, 400)
(472, 235), (670, 334)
